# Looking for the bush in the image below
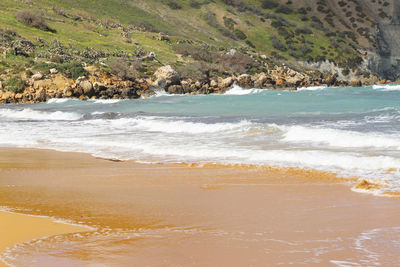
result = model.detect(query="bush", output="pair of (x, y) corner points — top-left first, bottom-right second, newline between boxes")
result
(261, 0), (279, 9)
(234, 29), (247, 40)
(58, 62), (87, 80)
(15, 10), (55, 32)
(167, 0), (182, 9)
(204, 11), (235, 39)
(341, 68), (350, 76)
(130, 21), (159, 33)
(295, 27), (313, 35)
(219, 52), (259, 74)
(5, 77), (25, 93)
(276, 5), (292, 14)
(109, 58), (140, 80)
(223, 16), (236, 30)
(270, 35), (287, 51)
(177, 62), (211, 81)
(246, 40), (256, 48)
(190, 0), (201, 8)
(173, 43), (215, 62)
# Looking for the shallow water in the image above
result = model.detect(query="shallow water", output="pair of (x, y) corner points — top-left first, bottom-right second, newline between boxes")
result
(0, 85), (400, 193)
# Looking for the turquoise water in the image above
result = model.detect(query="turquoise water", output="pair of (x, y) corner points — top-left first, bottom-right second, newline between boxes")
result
(0, 84), (399, 192)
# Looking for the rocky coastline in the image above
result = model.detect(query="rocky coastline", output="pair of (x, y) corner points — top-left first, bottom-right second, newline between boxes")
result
(0, 64), (389, 104)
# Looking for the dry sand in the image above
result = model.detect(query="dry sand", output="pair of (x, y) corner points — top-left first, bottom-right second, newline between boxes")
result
(0, 148), (399, 266)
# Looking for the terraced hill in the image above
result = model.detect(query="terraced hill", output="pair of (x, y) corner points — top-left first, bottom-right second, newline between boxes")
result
(0, 0), (398, 82)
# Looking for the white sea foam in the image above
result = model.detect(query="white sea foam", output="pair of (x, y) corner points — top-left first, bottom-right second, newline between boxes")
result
(279, 125), (400, 149)
(372, 84), (400, 91)
(46, 98), (71, 104)
(224, 85), (264, 95)
(297, 85), (328, 91)
(0, 109), (82, 121)
(106, 117), (254, 134)
(89, 99), (121, 104)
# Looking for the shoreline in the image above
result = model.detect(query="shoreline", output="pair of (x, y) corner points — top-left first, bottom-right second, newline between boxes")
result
(1, 147), (400, 266)
(0, 210), (90, 267)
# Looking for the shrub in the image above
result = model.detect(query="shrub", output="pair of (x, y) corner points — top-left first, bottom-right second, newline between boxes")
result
(219, 52), (258, 74)
(246, 40), (256, 48)
(177, 62), (211, 81)
(130, 21), (159, 33)
(5, 77), (25, 93)
(58, 62), (86, 80)
(109, 58), (140, 80)
(167, 0), (182, 10)
(190, 0), (201, 8)
(173, 43), (215, 62)
(204, 11), (235, 39)
(295, 27), (312, 35)
(276, 5), (292, 14)
(341, 68), (350, 76)
(234, 29), (247, 40)
(270, 35), (287, 51)
(223, 16), (236, 30)
(261, 0), (279, 9)
(15, 10), (55, 32)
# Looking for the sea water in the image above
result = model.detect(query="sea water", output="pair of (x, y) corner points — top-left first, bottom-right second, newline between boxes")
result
(0, 84), (399, 193)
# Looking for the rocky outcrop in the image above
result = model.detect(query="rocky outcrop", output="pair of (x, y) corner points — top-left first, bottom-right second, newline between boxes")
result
(0, 64), (384, 104)
(153, 65), (179, 89)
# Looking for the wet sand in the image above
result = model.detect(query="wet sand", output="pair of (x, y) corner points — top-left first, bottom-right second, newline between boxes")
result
(0, 211), (88, 267)
(0, 148), (399, 266)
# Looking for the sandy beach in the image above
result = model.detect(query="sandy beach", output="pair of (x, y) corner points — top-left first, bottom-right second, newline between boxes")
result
(0, 211), (89, 267)
(0, 147), (399, 266)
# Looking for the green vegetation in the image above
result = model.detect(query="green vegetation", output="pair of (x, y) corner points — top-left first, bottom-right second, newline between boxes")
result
(5, 77), (25, 93)
(0, 0), (382, 82)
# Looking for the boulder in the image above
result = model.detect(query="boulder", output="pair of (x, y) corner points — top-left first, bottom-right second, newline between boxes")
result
(252, 73), (268, 88)
(276, 79), (285, 86)
(32, 73), (43, 81)
(63, 88), (73, 97)
(1, 91), (12, 101)
(137, 89), (155, 98)
(218, 77), (234, 89)
(168, 85), (184, 94)
(35, 89), (47, 102)
(74, 86), (83, 96)
(237, 74), (252, 88)
(210, 79), (218, 88)
(49, 68), (58, 74)
(323, 75), (337, 86)
(93, 82), (107, 92)
(80, 80), (94, 96)
(350, 80), (362, 87)
(154, 65), (179, 88)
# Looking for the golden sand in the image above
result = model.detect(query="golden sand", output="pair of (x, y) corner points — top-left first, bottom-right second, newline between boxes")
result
(1, 148), (400, 266)
(0, 211), (88, 267)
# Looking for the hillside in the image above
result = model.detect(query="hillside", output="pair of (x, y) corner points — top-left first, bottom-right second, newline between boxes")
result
(0, 0), (398, 98)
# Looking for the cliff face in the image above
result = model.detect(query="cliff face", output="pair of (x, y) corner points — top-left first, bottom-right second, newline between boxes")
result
(370, 0), (400, 79)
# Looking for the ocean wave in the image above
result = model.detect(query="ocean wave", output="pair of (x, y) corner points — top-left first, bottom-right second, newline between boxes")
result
(279, 125), (400, 149)
(46, 98), (72, 104)
(372, 84), (400, 91)
(224, 85), (265, 95)
(296, 85), (328, 91)
(102, 117), (254, 134)
(88, 99), (122, 104)
(0, 108), (82, 121)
